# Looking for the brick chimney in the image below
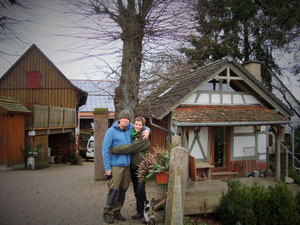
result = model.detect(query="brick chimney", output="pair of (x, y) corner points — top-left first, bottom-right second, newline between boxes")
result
(243, 60), (262, 82)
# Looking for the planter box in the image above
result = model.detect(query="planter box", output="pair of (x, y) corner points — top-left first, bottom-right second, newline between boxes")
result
(155, 172), (169, 186)
(27, 156), (35, 169)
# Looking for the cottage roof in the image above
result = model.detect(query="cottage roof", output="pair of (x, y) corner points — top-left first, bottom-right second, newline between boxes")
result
(172, 105), (289, 126)
(71, 79), (117, 112)
(0, 96), (31, 114)
(138, 56), (293, 120)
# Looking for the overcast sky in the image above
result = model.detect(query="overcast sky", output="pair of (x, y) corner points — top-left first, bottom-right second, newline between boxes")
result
(0, 0), (116, 80)
(0, 0), (299, 100)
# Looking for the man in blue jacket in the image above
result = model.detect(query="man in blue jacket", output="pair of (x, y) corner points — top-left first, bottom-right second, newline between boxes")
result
(102, 110), (150, 224)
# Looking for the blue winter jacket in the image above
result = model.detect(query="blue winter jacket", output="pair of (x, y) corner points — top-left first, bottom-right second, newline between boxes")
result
(102, 121), (150, 172)
(102, 121), (133, 171)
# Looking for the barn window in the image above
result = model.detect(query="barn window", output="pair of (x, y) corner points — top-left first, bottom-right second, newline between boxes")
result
(26, 72), (40, 89)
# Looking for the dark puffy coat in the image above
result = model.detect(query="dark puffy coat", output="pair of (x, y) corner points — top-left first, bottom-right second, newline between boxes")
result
(110, 128), (150, 169)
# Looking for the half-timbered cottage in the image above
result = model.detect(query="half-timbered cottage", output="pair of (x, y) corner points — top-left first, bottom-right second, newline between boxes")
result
(0, 44), (87, 168)
(139, 56), (293, 180)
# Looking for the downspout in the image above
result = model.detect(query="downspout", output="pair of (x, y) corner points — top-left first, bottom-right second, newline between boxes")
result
(149, 117), (175, 135)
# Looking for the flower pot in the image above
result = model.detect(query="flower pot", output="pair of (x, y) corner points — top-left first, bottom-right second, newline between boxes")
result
(27, 156), (35, 170)
(155, 172), (169, 186)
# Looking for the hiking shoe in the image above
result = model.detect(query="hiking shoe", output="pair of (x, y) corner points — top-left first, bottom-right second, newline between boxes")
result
(113, 213), (126, 221)
(103, 213), (114, 224)
(131, 213), (143, 220)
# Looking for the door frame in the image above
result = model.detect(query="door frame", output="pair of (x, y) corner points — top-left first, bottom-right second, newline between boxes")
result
(211, 126), (231, 172)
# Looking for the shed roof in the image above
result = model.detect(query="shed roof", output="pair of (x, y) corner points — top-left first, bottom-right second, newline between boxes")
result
(138, 56), (293, 119)
(0, 96), (31, 114)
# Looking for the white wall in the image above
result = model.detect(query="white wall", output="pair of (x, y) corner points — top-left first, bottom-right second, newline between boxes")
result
(181, 86), (260, 105)
(232, 126), (268, 161)
(188, 127), (209, 160)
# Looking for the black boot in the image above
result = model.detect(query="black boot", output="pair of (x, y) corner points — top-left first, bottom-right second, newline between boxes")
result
(131, 213), (143, 220)
(113, 212), (126, 221)
(103, 213), (114, 224)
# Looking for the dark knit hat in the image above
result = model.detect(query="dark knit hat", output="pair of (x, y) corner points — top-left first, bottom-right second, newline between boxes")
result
(118, 110), (132, 120)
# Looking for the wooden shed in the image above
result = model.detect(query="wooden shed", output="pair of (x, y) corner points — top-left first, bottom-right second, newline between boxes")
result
(0, 96), (31, 170)
(0, 44), (87, 167)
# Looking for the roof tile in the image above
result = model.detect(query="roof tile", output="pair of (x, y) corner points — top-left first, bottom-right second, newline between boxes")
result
(172, 105), (288, 124)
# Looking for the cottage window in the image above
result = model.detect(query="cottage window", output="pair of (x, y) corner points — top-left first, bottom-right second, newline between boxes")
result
(26, 72), (40, 89)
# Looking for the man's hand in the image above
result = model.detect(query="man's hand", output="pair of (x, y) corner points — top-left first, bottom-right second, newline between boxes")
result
(142, 129), (150, 140)
(105, 170), (112, 176)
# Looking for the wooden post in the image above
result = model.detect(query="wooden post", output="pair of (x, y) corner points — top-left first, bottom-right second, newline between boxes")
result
(285, 148), (289, 179)
(275, 126), (281, 181)
(93, 108), (109, 181)
(171, 168), (183, 225)
(165, 147), (189, 225)
(172, 135), (181, 146)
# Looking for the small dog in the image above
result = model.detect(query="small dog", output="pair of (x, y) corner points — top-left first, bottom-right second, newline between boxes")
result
(143, 198), (156, 225)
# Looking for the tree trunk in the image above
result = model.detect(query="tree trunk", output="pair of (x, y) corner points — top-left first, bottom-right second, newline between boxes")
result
(114, 10), (145, 118)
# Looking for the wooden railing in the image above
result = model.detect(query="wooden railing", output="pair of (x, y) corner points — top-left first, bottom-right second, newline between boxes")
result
(25, 104), (75, 130)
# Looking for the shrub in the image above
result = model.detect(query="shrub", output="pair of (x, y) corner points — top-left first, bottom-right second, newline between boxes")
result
(267, 183), (299, 225)
(296, 191), (300, 215)
(288, 168), (300, 184)
(69, 148), (82, 165)
(216, 180), (255, 225)
(216, 180), (300, 225)
(250, 183), (269, 225)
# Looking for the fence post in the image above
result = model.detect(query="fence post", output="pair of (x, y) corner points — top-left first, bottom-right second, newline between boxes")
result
(93, 108), (109, 181)
(165, 146), (189, 225)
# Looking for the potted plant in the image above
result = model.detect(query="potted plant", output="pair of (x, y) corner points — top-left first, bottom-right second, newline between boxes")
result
(137, 145), (172, 185)
(24, 143), (43, 169)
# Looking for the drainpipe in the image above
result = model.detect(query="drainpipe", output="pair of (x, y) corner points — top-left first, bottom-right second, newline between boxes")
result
(149, 117), (175, 135)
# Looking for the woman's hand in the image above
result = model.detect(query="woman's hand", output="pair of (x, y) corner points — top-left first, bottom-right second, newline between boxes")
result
(142, 129), (150, 140)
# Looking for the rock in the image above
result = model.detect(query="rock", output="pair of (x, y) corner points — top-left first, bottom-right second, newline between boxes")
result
(285, 176), (294, 184)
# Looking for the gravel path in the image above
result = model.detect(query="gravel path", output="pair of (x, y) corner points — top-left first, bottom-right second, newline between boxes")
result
(0, 161), (165, 225)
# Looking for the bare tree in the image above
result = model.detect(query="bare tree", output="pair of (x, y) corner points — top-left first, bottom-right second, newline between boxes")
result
(0, 0), (33, 60)
(64, 0), (195, 118)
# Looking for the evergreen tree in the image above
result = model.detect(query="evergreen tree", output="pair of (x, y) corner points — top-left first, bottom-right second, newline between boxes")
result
(180, 0), (300, 89)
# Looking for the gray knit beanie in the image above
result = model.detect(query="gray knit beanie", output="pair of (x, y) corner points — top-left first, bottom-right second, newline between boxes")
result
(118, 110), (132, 120)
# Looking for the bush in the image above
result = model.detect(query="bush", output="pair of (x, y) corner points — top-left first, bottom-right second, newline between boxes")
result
(216, 180), (300, 225)
(296, 192), (300, 215)
(267, 183), (299, 225)
(289, 168), (300, 184)
(216, 180), (255, 225)
(250, 183), (269, 225)
(69, 148), (82, 165)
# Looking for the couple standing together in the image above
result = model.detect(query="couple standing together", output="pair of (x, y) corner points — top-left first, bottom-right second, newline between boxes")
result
(101, 110), (151, 224)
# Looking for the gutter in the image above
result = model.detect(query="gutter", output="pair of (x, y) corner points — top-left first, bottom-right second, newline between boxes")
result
(149, 117), (175, 135)
(173, 121), (292, 127)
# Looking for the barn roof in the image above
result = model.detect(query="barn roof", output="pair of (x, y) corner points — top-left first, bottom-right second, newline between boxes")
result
(71, 79), (117, 112)
(0, 44), (88, 107)
(0, 96), (31, 114)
